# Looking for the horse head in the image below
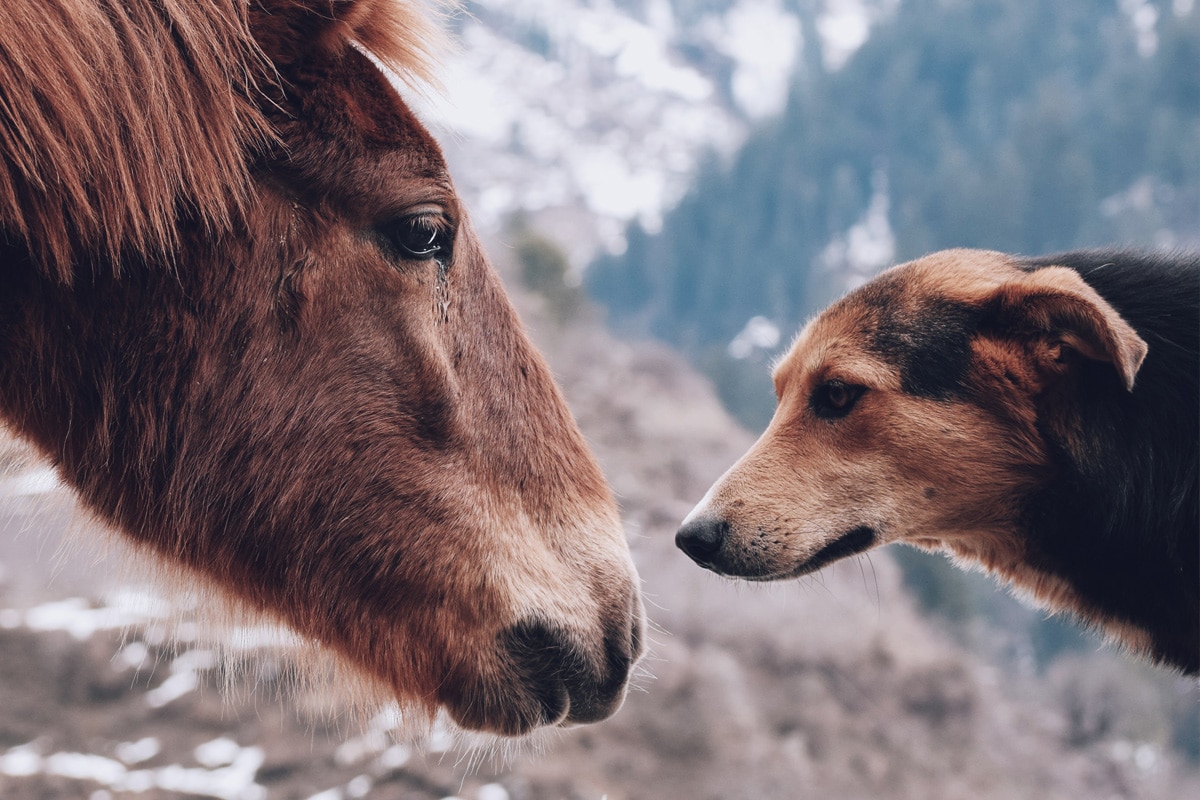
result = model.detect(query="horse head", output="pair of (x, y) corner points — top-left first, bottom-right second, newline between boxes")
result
(0, 0), (643, 737)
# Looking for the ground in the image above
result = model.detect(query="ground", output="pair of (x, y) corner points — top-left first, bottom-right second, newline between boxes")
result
(0, 273), (1197, 800)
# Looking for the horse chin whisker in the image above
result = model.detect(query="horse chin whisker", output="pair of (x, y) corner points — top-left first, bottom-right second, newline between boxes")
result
(55, 515), (639, 757)
(67, 525), (457, 742)
(440, 720), (561, 772)
(0, 0), (648, 747)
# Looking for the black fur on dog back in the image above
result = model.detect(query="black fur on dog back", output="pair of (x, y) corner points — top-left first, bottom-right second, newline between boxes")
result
(1017, 249), (1198, 673)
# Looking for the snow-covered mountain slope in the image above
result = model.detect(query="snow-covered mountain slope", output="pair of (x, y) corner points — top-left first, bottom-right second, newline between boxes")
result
(406, 0), (891, 262)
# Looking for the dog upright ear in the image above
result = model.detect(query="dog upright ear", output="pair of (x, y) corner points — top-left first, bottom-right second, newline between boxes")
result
(985, 266), (1148, 391)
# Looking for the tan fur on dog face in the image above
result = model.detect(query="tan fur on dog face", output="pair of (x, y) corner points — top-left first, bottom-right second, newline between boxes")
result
(693, 286), (1045, 579)
(683, 249), (1146, 600)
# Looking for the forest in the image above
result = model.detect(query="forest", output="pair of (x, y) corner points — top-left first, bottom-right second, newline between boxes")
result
(584, 0), (1199, 676)
(1, 3), (1198, 797)
(588, 0), (1199, 428)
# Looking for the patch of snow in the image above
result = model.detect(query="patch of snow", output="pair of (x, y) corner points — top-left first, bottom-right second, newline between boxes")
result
(333, 703), (419, 768)
(116, 737), (161, 766)
(482, 0), (707, 103)
(44, 752), (127, 785)
(146, 670), (200, 709)
(116, 641), (150, 671)
(379, 743), (412, 770)
(1101, 176), (1158, 217)
(152, 745), (266, 800)
(817, 0), (898, 71)
(703, 0), (802, 119)
(17, 597), (153, 641)
(818, 168), (895, 292)
(335, 730), (390, 767)
(1, 588), (179, 644)
(817, 0), (870, 71)
(728, 317), (782, 360)
(478, 783), (511, 800)
(1134, 743), (1160, 773)
(1, 741), (266, 800)
(370, 704), (406, 732)
(103, 586), (169, 620)
(146, 649), (215, 708)
(406, 0), (750, 256)
(195, 738), (243, 769)
(346, 775), (373, 798)
(306, 790), (343, 800)
(0, 466), (63, 497)
(0, 743), (41, 777)
(1119, 0), (1159, 56)
(574, 147), (669, 224)
(428, 714), (457, 753)
(224, 624), (303, 651)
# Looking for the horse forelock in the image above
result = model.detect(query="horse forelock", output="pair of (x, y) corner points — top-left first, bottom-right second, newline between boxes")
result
(318, 0), (452, 91)
(0, 0), (268, 282)
(0, 0), (450, 283)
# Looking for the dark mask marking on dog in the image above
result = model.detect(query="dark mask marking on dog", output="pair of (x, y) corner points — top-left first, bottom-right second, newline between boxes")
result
(794, 526), (876, 577)
(858, 278), (980, 399)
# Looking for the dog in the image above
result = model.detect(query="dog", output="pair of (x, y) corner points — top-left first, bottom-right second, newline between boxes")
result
(676, 248), (1198, 674)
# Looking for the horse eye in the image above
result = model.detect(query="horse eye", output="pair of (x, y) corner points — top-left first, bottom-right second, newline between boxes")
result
(382, 214), (451, 262)
(811, 380), (865, 419)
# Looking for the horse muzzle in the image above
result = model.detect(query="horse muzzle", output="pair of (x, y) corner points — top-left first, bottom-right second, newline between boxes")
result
(444, 599), (644, 737)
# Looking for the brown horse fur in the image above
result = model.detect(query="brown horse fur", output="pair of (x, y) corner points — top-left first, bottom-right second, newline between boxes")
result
(0, 0), (644, 737)
(677, 248), (1198, 674)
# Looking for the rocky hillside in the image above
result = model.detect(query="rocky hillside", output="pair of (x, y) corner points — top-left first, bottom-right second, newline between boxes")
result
(1, 263), (1197, 799)
(3, 4), (1197, 798)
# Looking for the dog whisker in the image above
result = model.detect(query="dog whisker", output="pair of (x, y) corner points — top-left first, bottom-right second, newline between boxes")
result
(673, 247), (1198, 675)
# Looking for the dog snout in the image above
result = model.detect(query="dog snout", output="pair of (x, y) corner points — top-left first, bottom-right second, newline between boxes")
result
(675, 514), (729, 567)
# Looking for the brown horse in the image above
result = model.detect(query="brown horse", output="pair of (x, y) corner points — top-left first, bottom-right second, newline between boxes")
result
(0, 0), (643, 737)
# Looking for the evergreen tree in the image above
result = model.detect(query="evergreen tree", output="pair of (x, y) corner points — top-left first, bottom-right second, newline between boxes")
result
(589, 0), (1199, 418)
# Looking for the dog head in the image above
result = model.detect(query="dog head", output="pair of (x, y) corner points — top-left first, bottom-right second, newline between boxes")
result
(677, 249), (1147, 587)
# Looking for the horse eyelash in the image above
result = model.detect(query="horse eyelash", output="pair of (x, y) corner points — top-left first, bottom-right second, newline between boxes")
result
(378, 213), (455, 266)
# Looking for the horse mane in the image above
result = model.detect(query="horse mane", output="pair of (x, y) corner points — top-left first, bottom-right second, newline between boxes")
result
(0, 0), (448, 284)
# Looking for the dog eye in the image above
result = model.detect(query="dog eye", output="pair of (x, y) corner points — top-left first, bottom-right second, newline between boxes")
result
(811, 380), (865, 419)
(380, 214), (453, 263)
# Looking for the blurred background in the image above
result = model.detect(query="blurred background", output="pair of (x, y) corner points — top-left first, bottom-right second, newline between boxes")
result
(2, 1), (1197, 798)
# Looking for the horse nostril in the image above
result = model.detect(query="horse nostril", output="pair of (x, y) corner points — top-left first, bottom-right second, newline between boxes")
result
(498, 620), (577, 728)
(675, 515), (729, 566)
(498, 616), (634, 730)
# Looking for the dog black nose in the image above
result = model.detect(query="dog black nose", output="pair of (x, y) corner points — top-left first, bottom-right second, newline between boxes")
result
(675, 515), (729, 566)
